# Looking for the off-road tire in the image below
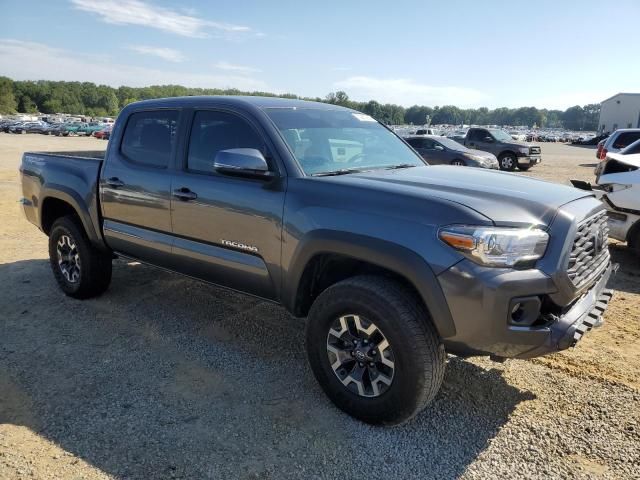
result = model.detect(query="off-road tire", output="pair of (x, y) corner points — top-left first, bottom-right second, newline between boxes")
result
(306, 275), (446, 425)
(48, 215), (112, 299)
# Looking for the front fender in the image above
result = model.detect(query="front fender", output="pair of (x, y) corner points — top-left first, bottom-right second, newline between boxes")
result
(283, 230), (456, 338)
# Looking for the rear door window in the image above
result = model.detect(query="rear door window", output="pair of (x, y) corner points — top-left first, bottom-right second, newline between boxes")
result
(614, 132), (640, 149)
(121, 110), (179, 168)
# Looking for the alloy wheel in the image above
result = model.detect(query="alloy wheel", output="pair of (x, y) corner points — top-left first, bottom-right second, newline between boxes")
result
(56, 234), (81, 283)
(326, 314), (395, 397)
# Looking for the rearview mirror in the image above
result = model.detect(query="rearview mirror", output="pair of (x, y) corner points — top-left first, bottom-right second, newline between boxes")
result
(214, 148), (273, 177)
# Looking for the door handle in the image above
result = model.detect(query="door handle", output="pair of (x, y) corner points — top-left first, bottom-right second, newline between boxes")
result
(173, 188), (198, 201)
(106, 177), (125, 188)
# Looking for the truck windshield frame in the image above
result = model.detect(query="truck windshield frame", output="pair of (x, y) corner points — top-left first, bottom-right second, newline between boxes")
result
(266, 108), (425, 176)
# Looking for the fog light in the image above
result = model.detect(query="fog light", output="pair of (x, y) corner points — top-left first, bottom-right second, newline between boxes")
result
(508, 297), (542, 326)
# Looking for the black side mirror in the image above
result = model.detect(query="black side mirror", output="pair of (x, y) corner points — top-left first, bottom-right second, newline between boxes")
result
(214, 148), (274, 178)
(483, 136), (494, 142)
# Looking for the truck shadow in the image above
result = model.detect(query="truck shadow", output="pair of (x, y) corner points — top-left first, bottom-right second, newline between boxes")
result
(609, 244), (640, 295)
(1, 259), (534, 479)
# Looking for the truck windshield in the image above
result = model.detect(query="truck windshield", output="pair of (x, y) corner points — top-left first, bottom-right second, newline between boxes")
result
(488, 129), (514, 142)
(266, 108), (425, 175)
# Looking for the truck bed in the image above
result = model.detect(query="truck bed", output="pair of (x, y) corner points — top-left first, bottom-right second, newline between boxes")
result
(25, 150), (106, 160)
(20, 150), (106, 248)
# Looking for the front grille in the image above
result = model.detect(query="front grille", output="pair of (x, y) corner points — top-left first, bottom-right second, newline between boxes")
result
(567, 210), (610, 289)
(530, 146), (541, 155)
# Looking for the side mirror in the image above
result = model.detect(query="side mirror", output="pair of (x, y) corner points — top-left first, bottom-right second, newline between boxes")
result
(434, 144), (445, 151)
(214, 148), (274, 178)
(483, 136), (494, 142)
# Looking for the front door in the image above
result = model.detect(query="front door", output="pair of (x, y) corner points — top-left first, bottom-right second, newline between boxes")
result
(100, 109), (180, 266)
(169, 109), (285, 300)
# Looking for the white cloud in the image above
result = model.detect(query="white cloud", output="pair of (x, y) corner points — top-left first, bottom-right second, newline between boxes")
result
(0, 39), (268, 91)
(213, 61), (261, 74)
(70, 0), (251, 38)
(127, 45), (185, 62)
(334, 76), (487, 107)
(524, 90), (612, 110)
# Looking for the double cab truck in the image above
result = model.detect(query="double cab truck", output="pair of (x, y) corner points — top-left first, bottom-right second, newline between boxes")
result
(20, 96), (613, 425)
(459, 127), (542, 171)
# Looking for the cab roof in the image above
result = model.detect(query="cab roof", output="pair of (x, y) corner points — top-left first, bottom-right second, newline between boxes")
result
(126, 95), (353, 112)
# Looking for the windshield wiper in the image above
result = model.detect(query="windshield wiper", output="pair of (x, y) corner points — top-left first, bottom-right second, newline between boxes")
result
(384, 163), (418, 170)
(312, 168), (367, 177)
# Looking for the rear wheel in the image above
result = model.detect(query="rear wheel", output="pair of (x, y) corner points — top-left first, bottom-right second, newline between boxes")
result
(498, 153), (517, 171)
(48, 216), (112, 299)
(306, 275), (446, 425)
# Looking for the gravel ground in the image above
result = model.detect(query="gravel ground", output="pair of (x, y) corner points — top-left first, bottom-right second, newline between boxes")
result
(0, 135), (639, 479)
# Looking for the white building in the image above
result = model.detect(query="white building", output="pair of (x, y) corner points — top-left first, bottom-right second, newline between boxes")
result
(599, 93), (640, 133)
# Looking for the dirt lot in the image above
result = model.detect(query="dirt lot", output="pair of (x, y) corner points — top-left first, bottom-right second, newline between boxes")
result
(0, 135), (638, 479)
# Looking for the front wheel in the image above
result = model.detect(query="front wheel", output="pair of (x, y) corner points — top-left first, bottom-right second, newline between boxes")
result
(48, 215), (112, 299)
(306, 276), (446, 425)
(498, 153), (517, 171)
(450, 159), (466, 166)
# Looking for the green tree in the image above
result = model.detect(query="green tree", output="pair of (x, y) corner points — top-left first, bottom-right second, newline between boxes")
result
(0, 76), (17, 113)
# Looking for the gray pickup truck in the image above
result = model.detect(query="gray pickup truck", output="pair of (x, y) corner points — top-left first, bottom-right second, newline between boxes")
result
(460, 127), (542, 171)
(20, 96), (613, 425)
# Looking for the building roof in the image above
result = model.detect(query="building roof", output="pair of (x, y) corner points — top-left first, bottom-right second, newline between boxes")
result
(601, 92), (640, 104)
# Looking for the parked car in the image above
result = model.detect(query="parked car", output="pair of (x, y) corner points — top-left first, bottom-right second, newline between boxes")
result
(404, 135), (498, 168)
(572, 151), (640, 255)
(9, 121), (52, 134)
(596, 129), (640, 162)
(457, 127), (541, 171)
(61, 122), (86, 136)
(93, 125), (113, 140)
(414, 128), (438, 135)
(20, 96), (613, 426)
(78, 122), (106, 136)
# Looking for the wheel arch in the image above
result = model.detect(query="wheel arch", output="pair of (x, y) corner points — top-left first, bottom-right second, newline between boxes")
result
(39, 186), (106, 250)
(284, 230), (456, 338)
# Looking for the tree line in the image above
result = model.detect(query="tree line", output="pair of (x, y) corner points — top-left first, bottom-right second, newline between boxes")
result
(0, 76), (600, 130)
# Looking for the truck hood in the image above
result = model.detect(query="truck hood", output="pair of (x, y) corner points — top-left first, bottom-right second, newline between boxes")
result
(322, 165), (592, 226)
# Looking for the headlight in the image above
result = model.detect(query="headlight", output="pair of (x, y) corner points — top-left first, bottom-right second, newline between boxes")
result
(518, 147), (530, 155)
(439, 226), (549, 267)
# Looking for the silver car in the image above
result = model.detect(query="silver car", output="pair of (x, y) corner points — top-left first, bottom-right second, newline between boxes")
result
(405, 135), (499, 169)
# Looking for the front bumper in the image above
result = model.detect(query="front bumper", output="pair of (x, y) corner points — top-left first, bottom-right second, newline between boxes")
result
(517, 155), (542, 166)
(437, 259), (614, 359)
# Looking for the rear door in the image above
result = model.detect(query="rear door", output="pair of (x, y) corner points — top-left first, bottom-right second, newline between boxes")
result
(467, 128), (495, 154)
(168, 108), (285, 300)
(100, 109), (180, 266)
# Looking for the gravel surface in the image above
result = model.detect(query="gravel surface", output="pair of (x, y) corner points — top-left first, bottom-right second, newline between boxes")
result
(0, 135), (639, 479)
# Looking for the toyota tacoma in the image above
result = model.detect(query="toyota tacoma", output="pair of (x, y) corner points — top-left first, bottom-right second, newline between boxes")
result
(20, 96), (613, 425)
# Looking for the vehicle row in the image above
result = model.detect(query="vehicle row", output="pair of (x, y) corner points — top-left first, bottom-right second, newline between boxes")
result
(0, 119), (112, 139)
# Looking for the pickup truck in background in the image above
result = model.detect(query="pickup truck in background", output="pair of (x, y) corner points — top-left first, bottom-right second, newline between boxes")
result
(20, 96), (613, 425)
(458, 127), (542, 171)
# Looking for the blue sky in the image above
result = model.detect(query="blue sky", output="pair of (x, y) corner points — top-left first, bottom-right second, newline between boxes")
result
(1, 0), (638, 109)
